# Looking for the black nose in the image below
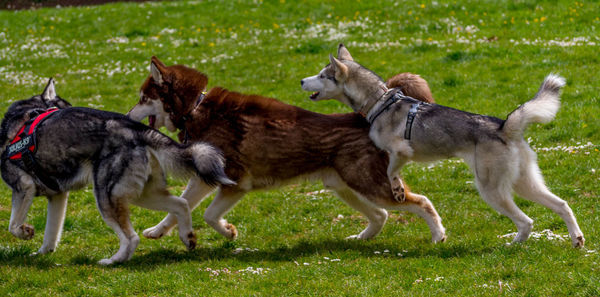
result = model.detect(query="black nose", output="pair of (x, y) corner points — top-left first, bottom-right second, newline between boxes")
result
(300, 80), (304, 86)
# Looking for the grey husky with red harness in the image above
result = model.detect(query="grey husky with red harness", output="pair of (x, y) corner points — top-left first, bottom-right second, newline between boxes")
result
(0, 79), (234, 265)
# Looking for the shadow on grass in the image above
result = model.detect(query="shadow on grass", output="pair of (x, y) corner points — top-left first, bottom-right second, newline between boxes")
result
(1, 238), (499, 270)
(0, 245), (58, 269)
(118, 239), (498, 270)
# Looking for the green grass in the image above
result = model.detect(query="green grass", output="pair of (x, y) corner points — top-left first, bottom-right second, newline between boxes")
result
(1, 0), (599, 295)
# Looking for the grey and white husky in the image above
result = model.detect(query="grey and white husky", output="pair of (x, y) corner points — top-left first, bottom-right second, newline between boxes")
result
(0, 79), (234, 265)
(301, 44), (584, 247)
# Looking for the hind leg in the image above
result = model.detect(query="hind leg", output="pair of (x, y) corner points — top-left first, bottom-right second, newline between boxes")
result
(143, 178), (216, 240)
(477, 180), (534, 243)
(385, 192), (447, 243)
(95, 196), (139, 265)
(133, 188), (197, 250)
(323, 173), (388, 240)
(514, 162), (584, 247)
(203, 188), (245, 239)
(333, 188), (388, 240)
(93, 150), (149, 265)
(36, 192), (69, 254)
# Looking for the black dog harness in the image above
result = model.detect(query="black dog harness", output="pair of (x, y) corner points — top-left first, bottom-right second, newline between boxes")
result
(6, 107), (61, 191)
(366, 91), (424, 140)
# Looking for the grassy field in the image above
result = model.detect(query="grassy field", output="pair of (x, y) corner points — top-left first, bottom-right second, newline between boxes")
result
(0, 0), (599, 295)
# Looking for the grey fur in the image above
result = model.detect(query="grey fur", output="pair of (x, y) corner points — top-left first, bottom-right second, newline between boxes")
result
(302, 45), (584, 248)
(1, 79), (233, 265)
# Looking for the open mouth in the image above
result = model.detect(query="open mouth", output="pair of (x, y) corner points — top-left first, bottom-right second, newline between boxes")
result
(148, 115), (156, 129)
(310, 92), (320, 100)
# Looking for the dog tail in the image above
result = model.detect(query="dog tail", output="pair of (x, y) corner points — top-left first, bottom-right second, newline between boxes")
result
(386, 72), (435, 103)
(503, 74), (565, 140)
(142, 130), (236, 186)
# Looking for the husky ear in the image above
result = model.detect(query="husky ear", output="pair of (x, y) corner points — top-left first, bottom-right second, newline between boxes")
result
(151, 56), (166, 67)
(150, 60), (165, 86)
(329, 54), (348, 82)
(41, 78), (57, 101)
(337, 43), (353, 61)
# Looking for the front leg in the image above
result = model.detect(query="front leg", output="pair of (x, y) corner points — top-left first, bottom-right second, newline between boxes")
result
(204, 188), (245, 240)
(35, 192), (69, 255)
(8, 177), (37, 240)
(387, 154), (408, 203)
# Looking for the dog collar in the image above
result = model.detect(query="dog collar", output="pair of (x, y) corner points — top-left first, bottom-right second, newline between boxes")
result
(195, 91), (206, 108)
(358, 84), (389, 118)
(181, 91), (206, 144)
(180, 92), (206, 123)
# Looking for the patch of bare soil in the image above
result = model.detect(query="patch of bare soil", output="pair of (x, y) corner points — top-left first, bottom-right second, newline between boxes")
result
(1, 0), (158, 10)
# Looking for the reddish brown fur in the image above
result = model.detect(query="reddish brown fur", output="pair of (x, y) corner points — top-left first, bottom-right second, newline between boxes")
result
(386, 73), (435, 103)
(141, 61), (435, 207)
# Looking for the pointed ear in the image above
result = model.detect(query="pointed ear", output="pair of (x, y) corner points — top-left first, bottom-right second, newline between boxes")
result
(337, 43), (353, 61)
(41, 78), (57, 101)
(150, 61), (165, 86)
(151, 56), (166, 67)
(329, 54), (348, 82)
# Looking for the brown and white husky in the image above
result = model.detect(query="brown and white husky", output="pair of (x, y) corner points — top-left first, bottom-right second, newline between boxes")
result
(127, 57), (447, 244)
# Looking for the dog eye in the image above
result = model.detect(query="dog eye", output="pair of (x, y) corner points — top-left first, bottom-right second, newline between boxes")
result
(319, 74), (324, 79)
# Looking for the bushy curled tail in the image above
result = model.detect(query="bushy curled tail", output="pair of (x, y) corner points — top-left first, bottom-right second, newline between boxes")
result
(503, 74), (565, 140)
(142, 130), (235, 186)
(184, 142), (236, 186)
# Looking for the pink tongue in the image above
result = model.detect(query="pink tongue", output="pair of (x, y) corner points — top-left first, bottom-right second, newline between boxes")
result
(149, 115), (156, 128)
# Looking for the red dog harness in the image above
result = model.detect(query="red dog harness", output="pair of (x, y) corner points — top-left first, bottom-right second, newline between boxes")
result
(6, 107), (61, 191)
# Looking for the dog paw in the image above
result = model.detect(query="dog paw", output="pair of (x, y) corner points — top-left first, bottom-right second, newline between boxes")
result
(33, 246), (54, 255)
(391, 176), (405, 203)
(98, 258), (115, 266)
(184, 231), (197, 250)
(433, 234), (447, 244)
(573, 235), (585, 248)
(17, 224), (35, 240)
(225, 223), (238, 240)
(143, 225), (168, 239)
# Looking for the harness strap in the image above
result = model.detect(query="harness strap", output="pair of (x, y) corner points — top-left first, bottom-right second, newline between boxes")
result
(21, 150), (61, 191)
(367, 91), (403, 124)
(404, 102), (421, 140)
(6, 108), (61, 191)
(366, 91), (425, 140)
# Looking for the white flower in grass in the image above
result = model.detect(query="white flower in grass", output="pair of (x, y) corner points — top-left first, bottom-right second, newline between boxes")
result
(106, 36), (129, 44)
(159, 28), (177, 35)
